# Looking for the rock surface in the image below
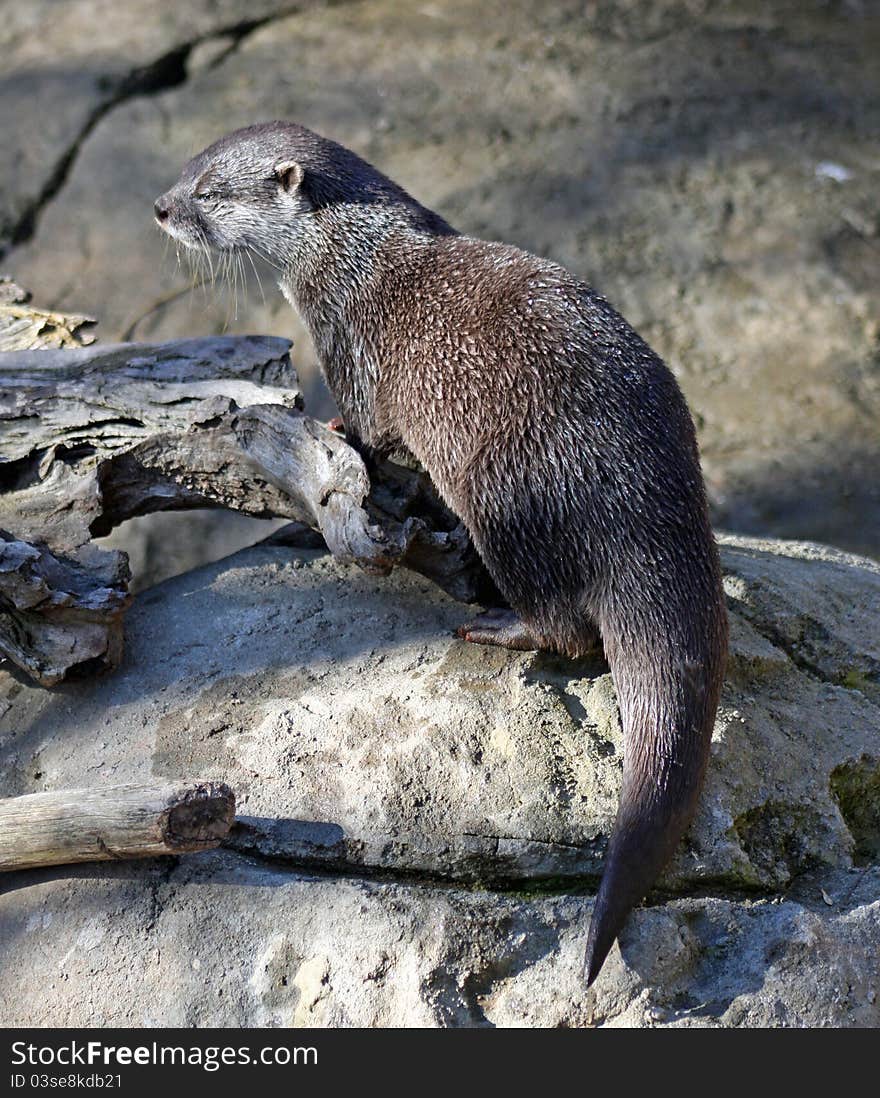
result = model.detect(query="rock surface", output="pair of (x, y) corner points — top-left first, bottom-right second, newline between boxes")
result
(0, 1), (304, 251)
(2, 857), (878, 1028)
(1, 533), (878, 1026)
(3, 0), (880, 558)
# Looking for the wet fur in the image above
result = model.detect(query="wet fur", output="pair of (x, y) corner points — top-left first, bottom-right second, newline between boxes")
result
(157, 122), (729, 985)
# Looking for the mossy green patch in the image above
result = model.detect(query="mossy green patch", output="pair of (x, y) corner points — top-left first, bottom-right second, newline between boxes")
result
(733, 801), (838, 884)
(830, 756), (880, 864)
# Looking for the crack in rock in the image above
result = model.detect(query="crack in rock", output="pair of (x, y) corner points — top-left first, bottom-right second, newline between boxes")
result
(3, 7), (309, 255)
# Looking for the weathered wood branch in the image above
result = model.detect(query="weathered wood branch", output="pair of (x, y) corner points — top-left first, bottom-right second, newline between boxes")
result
(0, 333), (493, 685)
(0, 278), (96, 351)
(0, 781), (235, 871)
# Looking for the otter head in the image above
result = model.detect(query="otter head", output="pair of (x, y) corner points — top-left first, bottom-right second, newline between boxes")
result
(154, 121), (455, 270)
(153, 123), (327, 263)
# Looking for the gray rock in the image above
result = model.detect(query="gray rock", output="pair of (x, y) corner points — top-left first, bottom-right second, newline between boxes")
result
(0, 2), (304, 253)
(97, 511), (288, 593)
(1, 855), (877, 1027)
(1, 532), (878, 1025)
(4, 0), (880, 553)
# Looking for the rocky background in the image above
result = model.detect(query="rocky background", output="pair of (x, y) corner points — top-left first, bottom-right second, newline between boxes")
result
(1, 0), (879, 1027)
(2, 0), (879, 579)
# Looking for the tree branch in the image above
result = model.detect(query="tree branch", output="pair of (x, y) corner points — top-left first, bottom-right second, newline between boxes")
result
(0, 334), (492, 685)
(0, 782), (235, 871)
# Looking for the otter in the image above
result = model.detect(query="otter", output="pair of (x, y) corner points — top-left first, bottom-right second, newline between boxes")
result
(155, 122), (728, 986)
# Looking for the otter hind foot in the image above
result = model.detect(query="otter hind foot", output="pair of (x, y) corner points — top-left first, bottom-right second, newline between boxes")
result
(456, 608), (542, 651)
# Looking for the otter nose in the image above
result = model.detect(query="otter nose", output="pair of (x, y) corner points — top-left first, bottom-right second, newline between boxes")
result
(154, 197), (170, 223)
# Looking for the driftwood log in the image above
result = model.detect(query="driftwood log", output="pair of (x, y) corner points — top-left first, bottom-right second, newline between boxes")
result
(0, 781), (235, 871)
(0, 330), (493, 685)
(0, 277), (96, 352)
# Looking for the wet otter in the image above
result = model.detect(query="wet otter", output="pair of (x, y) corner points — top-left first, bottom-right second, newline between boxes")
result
(155, 122), (728, 985)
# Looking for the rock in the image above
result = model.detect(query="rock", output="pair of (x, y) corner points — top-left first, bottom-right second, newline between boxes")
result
(97, 510), (287, 593)
(1, 532), (878, 1025)
(1, 855), (877, 1027)
(0, 1), (306, 254)
(4, 0), (880, 554)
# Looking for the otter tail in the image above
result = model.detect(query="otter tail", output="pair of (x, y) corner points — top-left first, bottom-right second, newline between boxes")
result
(583, 596), (726, 986)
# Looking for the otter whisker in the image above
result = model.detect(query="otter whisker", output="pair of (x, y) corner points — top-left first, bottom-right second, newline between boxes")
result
(237, 250), (249, 316)
(202, 232), (217, 295)
(181, 235), (213, 307)
(242, 246), (268, 308)
(224, 248), (238, 330)
(229, 248), (240, 325)
(228, 251), (238, 324)
(198, 232), (218, 306)
(233, 249), (243, 320)
(249, 242), (284, 274)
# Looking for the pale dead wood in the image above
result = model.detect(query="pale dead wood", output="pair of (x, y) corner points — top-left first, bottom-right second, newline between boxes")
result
(0, 278), (96, 351)
(0, 334), (493, 685)
(0, 781), (235, 871)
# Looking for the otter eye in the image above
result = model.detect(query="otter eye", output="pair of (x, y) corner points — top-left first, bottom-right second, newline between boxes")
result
(194, 176), (217, 201)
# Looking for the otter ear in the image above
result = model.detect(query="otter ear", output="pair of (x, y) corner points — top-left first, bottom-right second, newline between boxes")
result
(274, 160), (304, 194)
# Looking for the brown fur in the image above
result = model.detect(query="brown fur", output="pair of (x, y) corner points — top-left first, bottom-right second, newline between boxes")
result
(156, 122), (729, 985)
